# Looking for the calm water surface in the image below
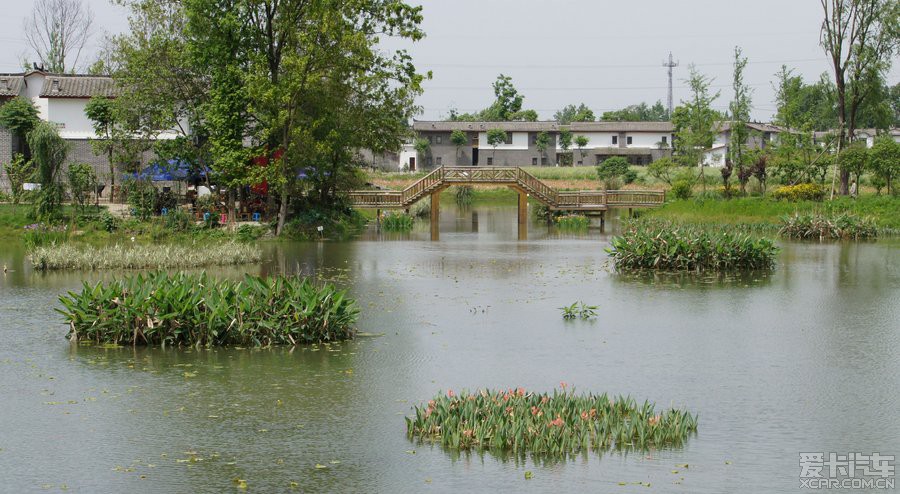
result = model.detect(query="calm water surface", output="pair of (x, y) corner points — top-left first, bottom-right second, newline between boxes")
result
(1, 205), (898, 493)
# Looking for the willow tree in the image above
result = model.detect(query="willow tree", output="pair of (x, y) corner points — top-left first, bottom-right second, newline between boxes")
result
(28, 122), (69, 220)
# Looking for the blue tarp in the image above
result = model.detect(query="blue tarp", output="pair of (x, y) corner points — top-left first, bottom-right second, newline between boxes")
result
(131, 160), (208, 181)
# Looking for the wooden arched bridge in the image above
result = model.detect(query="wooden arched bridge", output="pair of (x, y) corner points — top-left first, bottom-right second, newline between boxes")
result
(349, 166), (665, 240)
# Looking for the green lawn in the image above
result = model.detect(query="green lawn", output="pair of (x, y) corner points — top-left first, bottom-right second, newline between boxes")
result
(648, 195), (900, 231)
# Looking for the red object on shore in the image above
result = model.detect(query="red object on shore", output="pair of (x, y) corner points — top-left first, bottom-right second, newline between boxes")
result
(251, 149), (283, 195)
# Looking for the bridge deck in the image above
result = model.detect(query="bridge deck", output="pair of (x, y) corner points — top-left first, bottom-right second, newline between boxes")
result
(349, 166), (665, 211)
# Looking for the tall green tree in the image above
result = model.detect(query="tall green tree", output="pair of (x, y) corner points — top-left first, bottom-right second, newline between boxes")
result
(486, 129), (506, 161)
(450, 130), (467, 165)
(820, 0), (899, 196)
(534, 131), (551, 164)
(3, 154), (35, 204)
(673, 66), (720, 190)
(0, 97), (40, 160)
(575, 135), (589, 163)
(602, 101), (669, 121)
(449, 74), (537, 122)
(558, 129), (573, 166)
(868, 134), (899, 194)
(554, 103), (595, 124)
(728, 46), (753, 194)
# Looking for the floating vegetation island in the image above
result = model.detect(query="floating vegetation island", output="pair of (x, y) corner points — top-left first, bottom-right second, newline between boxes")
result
(31, 242), (261, 270)
(406, 387), (697, 457)
(59, 272), (358, 347)
(608, 220), (778, 271)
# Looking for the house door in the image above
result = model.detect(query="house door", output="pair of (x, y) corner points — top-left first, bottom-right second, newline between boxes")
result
(471, 147), (479, 166)
(409, 157), (416, 171)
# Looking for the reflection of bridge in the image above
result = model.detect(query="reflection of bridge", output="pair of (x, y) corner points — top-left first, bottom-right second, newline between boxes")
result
(349, 166), (665, 240)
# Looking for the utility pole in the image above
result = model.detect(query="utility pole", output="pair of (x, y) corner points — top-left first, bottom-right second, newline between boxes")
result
(662, 52), (678, 119)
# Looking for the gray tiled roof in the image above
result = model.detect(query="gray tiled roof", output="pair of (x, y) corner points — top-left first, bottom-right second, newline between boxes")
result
(40, 75), (117, 98)
(413, 121), (561, 132)
(0, 75), (24, 97)
(569, 121), (674, 132)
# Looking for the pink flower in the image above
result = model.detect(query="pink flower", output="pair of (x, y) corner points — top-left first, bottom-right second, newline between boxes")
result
(580, 411), (589, 420)
(447, 389), (455, 398)
(516, 387), (525, 397)
(427, 400), (435, 409)
(560, 381), (567, 389)
(648, 414), (661, 426)
(549, 415), (564, 427)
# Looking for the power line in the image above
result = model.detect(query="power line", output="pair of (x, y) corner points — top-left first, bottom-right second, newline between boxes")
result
(422, 83), (771, 91)
(419, 58), (825, 70)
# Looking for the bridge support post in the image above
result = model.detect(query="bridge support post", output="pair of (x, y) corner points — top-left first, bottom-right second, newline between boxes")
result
(600, 210), (606, 233)
(517, 190), (528, 241)
(430, 190), (441, 241)
(376, 208), (381, 232)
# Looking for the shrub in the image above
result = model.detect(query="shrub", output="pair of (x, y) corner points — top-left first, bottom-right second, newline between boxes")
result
(67, 163), (97, 213)
(98, 210), (120, 232)
(4, 154), (35, 205)
(607, 220), (778, 271)
(406, 387), (698, 457)
(164, 207), (194, 231)
(670, 179), (693, 200)
(122, 179), (158, 220)
(779, 213), (877, 240)
(411, 197), (431, 218)
(555, 214), (589, 230)
(58, 272), (359, 347)
(771, 183), (825, 202)
(622, 168), (638, 184)
(382, 212), (414, 231)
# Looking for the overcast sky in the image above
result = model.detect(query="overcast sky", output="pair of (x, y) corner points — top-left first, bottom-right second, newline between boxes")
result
(2, 0), (897, 122)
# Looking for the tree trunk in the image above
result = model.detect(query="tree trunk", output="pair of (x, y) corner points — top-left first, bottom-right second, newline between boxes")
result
(276, 188), (289, 236)
(227, 188), (236, 230)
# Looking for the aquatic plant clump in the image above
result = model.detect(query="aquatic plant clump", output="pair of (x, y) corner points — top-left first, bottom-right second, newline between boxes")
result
(58, 271), (359, 347)
(406, 387), (697, 457)
(381, 212), (414, 231)
(607, 221), (778, 271)
(555, 214), (590, 230)
(779, 213), (877, 240)
(30, 242), (261, 270)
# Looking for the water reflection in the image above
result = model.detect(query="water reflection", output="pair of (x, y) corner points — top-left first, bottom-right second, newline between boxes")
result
(1, 205), (898, 493)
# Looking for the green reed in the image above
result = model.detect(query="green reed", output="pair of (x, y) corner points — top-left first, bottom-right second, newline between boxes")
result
(58, 271), (359, 347)
(31, 242), (261, 270)
(381, 212), (415, 231)
(406, 387), (697, 457)
(779, 213), (877, 240)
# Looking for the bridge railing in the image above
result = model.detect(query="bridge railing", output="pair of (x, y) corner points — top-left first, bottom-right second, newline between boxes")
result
(347, 190), (403, 207)
(516, 168), (559, 205)
(443, 167), (518, 183)
(605, 190), (666, 206)
(557, 190), (607, 208)
(401, 167), (445, 204)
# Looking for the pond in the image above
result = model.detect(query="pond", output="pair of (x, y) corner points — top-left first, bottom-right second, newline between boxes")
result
(1, 204), (898, 493)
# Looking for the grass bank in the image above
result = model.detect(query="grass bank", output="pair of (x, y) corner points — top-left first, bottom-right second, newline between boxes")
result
(59, 271), (358, 347)
(647, 195), (900, 233)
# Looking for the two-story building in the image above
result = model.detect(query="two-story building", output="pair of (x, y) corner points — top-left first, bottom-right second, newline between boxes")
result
(409, 120), (675, 170)
(0, 70), (177, 194)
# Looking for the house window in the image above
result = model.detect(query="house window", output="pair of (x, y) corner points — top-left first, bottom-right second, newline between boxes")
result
(661, 136), (667, 145)
(532, 157), (538, 166)
(504, 133), (513, 145)
(577, 160), (583, 165)
(436, 157), (442, 166)
(626, 136), (633, 145)
(487, 157), (493, 166)
(427, 135), (433, 144)
(541, 157), (547, 166)
(611, 135), (618, 145)
(436, 135), (442, 144)
(531, 134), (538, 145)
(426, 157), (433, 166)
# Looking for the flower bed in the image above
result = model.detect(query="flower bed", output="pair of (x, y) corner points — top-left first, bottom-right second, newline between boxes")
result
(406, 387), (697, 457)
